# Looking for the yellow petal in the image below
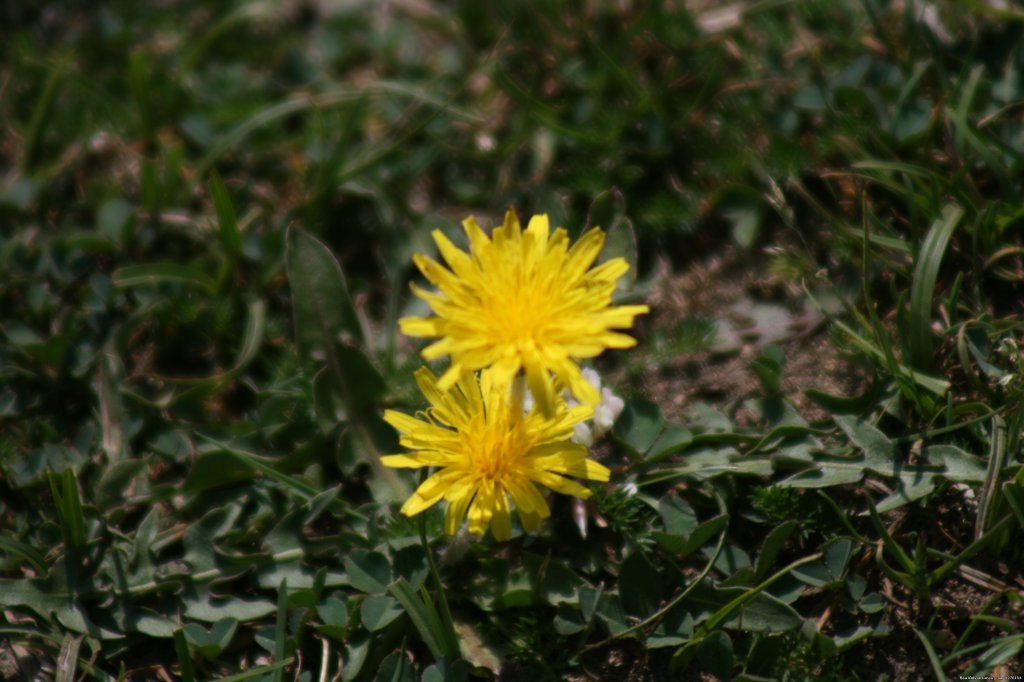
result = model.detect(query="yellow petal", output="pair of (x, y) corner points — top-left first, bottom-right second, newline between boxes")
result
(380, 454), (429, 469)
(443, 478), (477, 536)
(398, 316), (441, 337)
(435, 362), (465, 391)
(507, 477), (550, 518)
(402, 470), (464, 516)
(563, 228), (604, 282)
(432, 229), (476, 281)
(467, 479), (496, 536)
(383, 410), (426, 435)
(490, 485), (513, 541)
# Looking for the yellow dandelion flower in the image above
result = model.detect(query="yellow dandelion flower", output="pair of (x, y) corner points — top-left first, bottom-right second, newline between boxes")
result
(381, 367), (610, 541)
(400, 209), (649, 415)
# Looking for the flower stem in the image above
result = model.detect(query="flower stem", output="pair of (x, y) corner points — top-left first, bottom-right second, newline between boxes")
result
(510, 373), (526, 423)
(418, 471), (460, 659)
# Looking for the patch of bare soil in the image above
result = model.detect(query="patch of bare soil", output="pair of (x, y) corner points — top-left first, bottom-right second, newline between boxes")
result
(634, 245), (868, 424)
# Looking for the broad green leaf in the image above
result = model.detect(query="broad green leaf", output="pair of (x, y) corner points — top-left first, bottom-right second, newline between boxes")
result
(754, 521), (797, 581)
(182, 591), (275, 623)
(421, 659), (472, 682)
(341, 632), (371, 682)
(96, 197), (134, 245)
(697, 631), (734, 680)
(360, 595), (403, 631)
(619, 551), (663, 618)
(183, 618), (237, 659)
(316, 597), (350, 641)
(654, 514), (729, 558)
(613, 399), (664, 457)
(344, 550), (391, 594)
(376, 651), (416, 682)
(646, 426), (694, 463)
(834, 415), (895, 466)
(659, 496), (698, 537)
(552, 604), (585, 635)
(95, 459), (146, 510)
(286, 226), (364, 353)
(682, 582), (803, 632)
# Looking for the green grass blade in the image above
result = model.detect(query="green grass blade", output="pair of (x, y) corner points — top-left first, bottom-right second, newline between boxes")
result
(272, 579), (288, 682)
(865, 497), (917, 576)
(208, 171), (242, 259)
(112, 263), (218, 294)
(913, 628), (947, 681)
(174, 628), (196, 682)
(55, 633), (82, 682)
(23, 59), (65, 171)
(0, 534), (48, 575)
(389, 577), (452, 660)
(908, 204), (963, 372)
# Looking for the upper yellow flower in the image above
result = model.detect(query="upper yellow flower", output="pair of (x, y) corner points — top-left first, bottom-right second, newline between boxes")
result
(400, 210), (649, 415)
(381, 367), (610, 541)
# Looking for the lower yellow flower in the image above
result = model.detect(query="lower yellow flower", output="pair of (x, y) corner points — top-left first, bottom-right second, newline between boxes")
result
(381, 367), (611, 541)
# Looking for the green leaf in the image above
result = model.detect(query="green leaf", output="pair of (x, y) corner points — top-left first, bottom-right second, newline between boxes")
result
(659, 496), (698, 537)
(646, 426), (694, 463)
(96, 197), (135, 245)
(112, 263), (217, 294)
(183, 591), (276, 623)
(654, 514), (729, 558)
(360, 595), (403, 632)
(183, 618), (238, 659)
(388, 578), (458, 660)
(0, 534), (48, 575)
(683, 582), (804, 633)
(375, 651), (416, 682)
(754, 521), (797, 581)
(908, 204), (963, 371)
(286, 226), (364, 353)
(209, 171), (242, 258)
(342, 632), (371, 682)
(95, 459), (146, 510)
(272, 579), (288, 682)
(697, 630), (734, 680)
(55, 634), (83, 682)
(421, 659), (472, 682)
(174, 628), (196, 682)
(613, 400), (664, 457)
(49, 469), (86, 550)
(316, 597), (350, 641)
(834, 415), (895, 465)
(24, 59), (65, 171)
(553, 604), (585, 635)
(619, 552), (664, 618)
(344, 550), (391, 594)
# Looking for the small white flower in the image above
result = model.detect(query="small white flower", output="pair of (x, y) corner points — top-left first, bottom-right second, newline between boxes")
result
(582, 367), (603, 393)
(593, 389), (625, 437)
(621, 481), (638, 497)
(523, 366), (624, 442)
(572, 422), (594, 447)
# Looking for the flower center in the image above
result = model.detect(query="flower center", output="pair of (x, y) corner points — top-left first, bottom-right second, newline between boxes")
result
(484, 284), (553, 349)
(470, 417), (529, 482)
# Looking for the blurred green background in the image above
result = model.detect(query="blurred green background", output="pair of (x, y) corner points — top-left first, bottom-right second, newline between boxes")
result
(3, 1), (1024, 680)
